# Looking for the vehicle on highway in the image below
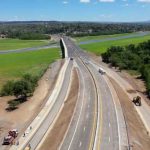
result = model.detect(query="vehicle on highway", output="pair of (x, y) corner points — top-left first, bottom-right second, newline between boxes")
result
(85, 61), (89, 65)
(70, 57), (73, 60)
(3, 129), (18, 145)
(99, 68), (106, 75)
(132, 96), (141, 106)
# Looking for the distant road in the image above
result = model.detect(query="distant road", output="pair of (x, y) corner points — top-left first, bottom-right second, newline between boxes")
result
(0, 44), (59, 54)
(79, 31), (150, 45)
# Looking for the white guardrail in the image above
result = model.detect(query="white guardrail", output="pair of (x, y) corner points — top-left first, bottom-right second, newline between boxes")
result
(61, 38), (68, 58)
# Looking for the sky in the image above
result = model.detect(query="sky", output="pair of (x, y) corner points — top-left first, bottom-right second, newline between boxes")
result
(0, 0), (150, 22)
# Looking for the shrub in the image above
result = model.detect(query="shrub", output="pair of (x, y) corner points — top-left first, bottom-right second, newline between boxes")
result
(0, 81), (14, 96)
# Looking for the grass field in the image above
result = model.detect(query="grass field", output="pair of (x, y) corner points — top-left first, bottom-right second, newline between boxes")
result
(0, 48), (60, 88)
(80, 34), (150, 55)
(75, 33), (134, 42)
(0, 39), (50, 51)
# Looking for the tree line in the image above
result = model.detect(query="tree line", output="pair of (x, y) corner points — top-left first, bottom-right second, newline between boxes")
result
(1, 21), (150, 39)
(102, 40), (150, 97)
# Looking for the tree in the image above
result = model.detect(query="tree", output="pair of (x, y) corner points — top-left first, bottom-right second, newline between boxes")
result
(13, 80), (32, 99)
(0, 81), (14, 96)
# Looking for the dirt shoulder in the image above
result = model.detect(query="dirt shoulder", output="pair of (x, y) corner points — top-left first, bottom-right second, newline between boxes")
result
(88, 51), (150, 106)
(118, 71), (150, 106)
(0, 60), (64, 146)
(109, 77), (150, 150)
(39, 68), (79, 150)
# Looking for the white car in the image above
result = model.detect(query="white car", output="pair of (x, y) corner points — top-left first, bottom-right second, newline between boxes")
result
(99, 68), (106, 75)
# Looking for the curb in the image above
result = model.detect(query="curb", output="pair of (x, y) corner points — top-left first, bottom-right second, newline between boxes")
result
(10, 59), (70, 150)
(36, 66), (74, 149)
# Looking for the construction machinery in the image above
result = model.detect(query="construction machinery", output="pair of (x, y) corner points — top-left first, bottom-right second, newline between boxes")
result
(3, 129), (18, 145)
(132, 96), (141, 106)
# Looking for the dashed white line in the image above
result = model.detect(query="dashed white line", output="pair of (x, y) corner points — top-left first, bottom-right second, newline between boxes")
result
(84, 126), (86, 132)
(109, 137), (111, 142)
(109, 123), (111, 127)
(67, 67), (85, 150)
(79, 142), (82, 147)
(86, 114), (89, 119)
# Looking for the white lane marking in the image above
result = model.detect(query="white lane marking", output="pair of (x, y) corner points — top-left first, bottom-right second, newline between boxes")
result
(86, 114), (89, 119)
(109, 123), (111, 127)
(109, 137), (111, 142)
(88, 104), (90, 108)
(67, 67), (85, 150)
(84, 126), (86, 132)
(105, 88), (107, 94)
(79, 142), (82, 147)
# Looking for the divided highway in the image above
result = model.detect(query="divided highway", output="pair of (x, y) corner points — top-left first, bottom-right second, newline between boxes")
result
(60, 37), (120, 150)
(9, 36), (127, 150)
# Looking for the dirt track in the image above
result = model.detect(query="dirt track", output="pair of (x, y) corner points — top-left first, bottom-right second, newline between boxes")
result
(110, 77), (150, 150)
(39, 68), (79, 150)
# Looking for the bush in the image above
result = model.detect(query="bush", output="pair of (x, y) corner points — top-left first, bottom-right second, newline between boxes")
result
(102, 40), (150, 97)
(0, 81), (14, 96)
(0, 74), (39, 98)
(6, 100), (21, 111)
(13, 80), (32, 98)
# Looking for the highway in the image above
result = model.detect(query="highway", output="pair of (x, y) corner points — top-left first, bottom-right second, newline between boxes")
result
(60, 37), (119, 150)
(79, 31), (150, 45)
(0, 44), (58, 54)
(24, 60), (73, 149)
(60, 56), (98, 150)
(9, 57), (73, 150)
(9, 36), (124, 150)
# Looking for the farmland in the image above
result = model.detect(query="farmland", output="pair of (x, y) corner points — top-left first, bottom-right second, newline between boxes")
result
(0, 39), (51, 51)
(75, 33), (133, 42)
(0, 48), (59, 89)
(79, 34), (150, 55)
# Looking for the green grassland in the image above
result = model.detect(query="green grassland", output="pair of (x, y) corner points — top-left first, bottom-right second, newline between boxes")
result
(0, 39), (50, 50)
(75, 33), (134, 42)
(0, 48), (59, 88)
(80, 34), (150, 55)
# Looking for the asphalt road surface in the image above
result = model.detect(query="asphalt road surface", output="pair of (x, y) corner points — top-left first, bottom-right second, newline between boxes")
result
(79, 31), (150, 45)
(60, 56), (97, 150)
(0, 44), (59, 54)
(60, 38), (119, 150)
(22, 60), (73, 150)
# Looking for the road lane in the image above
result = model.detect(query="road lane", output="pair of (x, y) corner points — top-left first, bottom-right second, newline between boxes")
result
(23, 61), (73, 149)
(0, 44), (59, 54)
(61, 37), (119, 150)
(79, 31), (150, 45)
(60, 38), (98, 150)
(89, 64), (119, 150)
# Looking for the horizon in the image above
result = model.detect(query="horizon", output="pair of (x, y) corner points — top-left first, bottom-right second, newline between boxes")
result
(0, 0), (150, 22)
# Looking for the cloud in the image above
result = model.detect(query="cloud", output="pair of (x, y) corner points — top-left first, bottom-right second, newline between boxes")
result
(80, 0), (90, 3)
(138, 0), (150, 2)
(62, 1), (68, 4)
(99, 0), (115, 2)
(124, 3), (129, 6)
(99, 14), (113, 18)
